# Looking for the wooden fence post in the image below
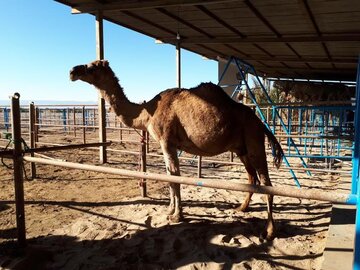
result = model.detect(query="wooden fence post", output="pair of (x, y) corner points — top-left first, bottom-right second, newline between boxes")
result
(73, 107), (76, 137)
(29, 102), (36, 179)
(11, 93), (26, 248)
(198, 155), (202, 178)
(139, 130), (147, 197)
(146, 131), (150, 153)
(82, 106), (86, 144)
(35, 107), (39, 142)
(119, 122), (123, 143)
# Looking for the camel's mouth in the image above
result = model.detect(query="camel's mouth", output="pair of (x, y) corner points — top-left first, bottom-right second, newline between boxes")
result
(69, 73), (78, 81)
(69, 65), (87, 81)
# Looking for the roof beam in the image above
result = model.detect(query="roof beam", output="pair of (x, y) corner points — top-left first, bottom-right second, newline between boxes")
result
(159, 34), (360, 44)
(122, 10), (177, 36)
(244, 1), (304, 61)
(298, 0), (334, 65)
(195, 5), (246, 38)
(71, 0), (239, 13)
(156, 8), (214, 38)
(256, 66), (354, 74)
(244, 0), (281, 37)
(223, 52), (357, 65)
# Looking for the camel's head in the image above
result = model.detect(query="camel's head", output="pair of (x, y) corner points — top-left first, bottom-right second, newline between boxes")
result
(70, 60), (111, 84)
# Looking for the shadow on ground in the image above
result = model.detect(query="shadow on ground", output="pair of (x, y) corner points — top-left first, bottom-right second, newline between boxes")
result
(1, 215), (324, 270)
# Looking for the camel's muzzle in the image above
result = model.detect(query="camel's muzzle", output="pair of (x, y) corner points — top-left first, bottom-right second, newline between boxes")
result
(69, 65), (87, 81)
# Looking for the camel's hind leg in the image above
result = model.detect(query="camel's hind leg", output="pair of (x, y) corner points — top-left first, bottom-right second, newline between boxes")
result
(161, 143), (182, 223)
(257, 169), (275, 241)
(251, 155), (275, 240)
(249, 153), (275, 241)
(236, 154), (260, 212)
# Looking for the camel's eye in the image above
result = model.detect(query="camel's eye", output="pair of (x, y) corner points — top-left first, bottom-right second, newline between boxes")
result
(86, 65), (96, 73)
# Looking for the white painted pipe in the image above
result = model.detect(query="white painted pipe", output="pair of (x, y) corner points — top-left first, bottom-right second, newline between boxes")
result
(23, 156), (357, 205)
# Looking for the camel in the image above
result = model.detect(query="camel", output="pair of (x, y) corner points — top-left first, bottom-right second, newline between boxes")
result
(69, 60), (284, 240)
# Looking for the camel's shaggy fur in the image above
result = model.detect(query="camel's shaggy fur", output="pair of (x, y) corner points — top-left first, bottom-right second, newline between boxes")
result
(70, 60), (284, 240)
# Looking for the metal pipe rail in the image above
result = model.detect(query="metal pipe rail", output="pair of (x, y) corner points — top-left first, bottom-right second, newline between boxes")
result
(23, 156), (358, 205)
(0, 142), (112, 159)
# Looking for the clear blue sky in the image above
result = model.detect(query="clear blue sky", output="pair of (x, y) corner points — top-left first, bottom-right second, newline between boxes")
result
(0, 0), (218, 103)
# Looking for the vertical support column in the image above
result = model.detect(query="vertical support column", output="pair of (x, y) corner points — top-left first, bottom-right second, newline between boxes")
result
(96, 11), (107, 164)
(176, 40), (181, 89)
(139, 130), (147, 197)
(352, 57), (360, 270)
(98, 97), (107, 164)
(352, 58), (360, 194)
(11, 93), (26, 248)
(29, 102), (36, 179)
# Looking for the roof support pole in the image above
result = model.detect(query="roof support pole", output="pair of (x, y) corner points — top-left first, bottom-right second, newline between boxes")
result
(176, 41), (181, 89)
(96, 11), (107, 164)
(352, 56), (360, 270)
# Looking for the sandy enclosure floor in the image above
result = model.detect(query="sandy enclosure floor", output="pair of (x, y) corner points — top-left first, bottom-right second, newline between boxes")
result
(0, 129), (351, 270)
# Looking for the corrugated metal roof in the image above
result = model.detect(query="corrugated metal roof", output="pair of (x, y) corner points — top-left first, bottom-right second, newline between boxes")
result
(56, 0), (360, 81)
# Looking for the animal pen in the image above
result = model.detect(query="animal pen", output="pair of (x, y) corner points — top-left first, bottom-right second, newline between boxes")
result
(1, 0), (360, 269)
(1, 62), (360, 267)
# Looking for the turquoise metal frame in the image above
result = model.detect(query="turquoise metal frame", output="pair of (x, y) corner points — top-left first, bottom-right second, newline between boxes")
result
(219, 56), (360, 269)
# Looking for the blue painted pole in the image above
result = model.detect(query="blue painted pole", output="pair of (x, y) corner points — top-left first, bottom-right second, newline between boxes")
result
(62, 109), (67, 131)
(299, 108), (303, 145)
(272, 106), (276, 133)
(320, 110), (325, 156)
(352, 57), (360, 270)
(352, 57), (360, 195)
(235, 58), (311, 176)
(4, 107), (9, 131)
(305, 109), (308, 156)
(287, 108), (291, 156)
(355, 186), (360, 270)
(233, 59), (301, 187)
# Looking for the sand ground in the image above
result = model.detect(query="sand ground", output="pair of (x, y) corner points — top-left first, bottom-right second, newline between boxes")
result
(0, 130), (351, 269)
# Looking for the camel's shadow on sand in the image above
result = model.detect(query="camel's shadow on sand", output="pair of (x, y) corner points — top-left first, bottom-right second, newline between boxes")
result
(1, 199), (327, 270)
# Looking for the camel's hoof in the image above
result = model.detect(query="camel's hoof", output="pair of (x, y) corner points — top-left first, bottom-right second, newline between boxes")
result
(167, 214), (182, 223)
(259, 230), (275, 242)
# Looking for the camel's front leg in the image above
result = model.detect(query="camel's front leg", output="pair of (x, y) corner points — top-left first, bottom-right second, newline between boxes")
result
(161, 144), (182, 223)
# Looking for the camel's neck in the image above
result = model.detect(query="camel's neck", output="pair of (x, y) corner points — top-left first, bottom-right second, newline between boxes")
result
(94, 78), (150, 130)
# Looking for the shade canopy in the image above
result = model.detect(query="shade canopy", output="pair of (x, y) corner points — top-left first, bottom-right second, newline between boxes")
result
(56, 0), (360, 81)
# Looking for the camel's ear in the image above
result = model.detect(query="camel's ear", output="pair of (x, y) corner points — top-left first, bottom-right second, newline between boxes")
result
(93, 60), (102, 67)
(103, 60), (109, 67)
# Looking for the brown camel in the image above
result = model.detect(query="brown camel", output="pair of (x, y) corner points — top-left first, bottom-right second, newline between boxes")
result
(69, 60), (284, 240)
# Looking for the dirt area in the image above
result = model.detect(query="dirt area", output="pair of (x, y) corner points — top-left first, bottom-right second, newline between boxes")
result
(0, 129), (350, 270)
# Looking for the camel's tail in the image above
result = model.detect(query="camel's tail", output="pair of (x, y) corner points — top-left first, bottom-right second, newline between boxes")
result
(264, 126), (284, 169)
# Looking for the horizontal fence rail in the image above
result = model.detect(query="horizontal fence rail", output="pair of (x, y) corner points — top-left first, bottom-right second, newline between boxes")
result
(23, 156), (358, 205)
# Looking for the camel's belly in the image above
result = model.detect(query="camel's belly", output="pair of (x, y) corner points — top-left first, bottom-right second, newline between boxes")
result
(177, 132), (235, 156)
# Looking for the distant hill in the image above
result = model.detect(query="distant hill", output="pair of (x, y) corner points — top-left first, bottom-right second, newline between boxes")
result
(0, 100), (97, 106)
